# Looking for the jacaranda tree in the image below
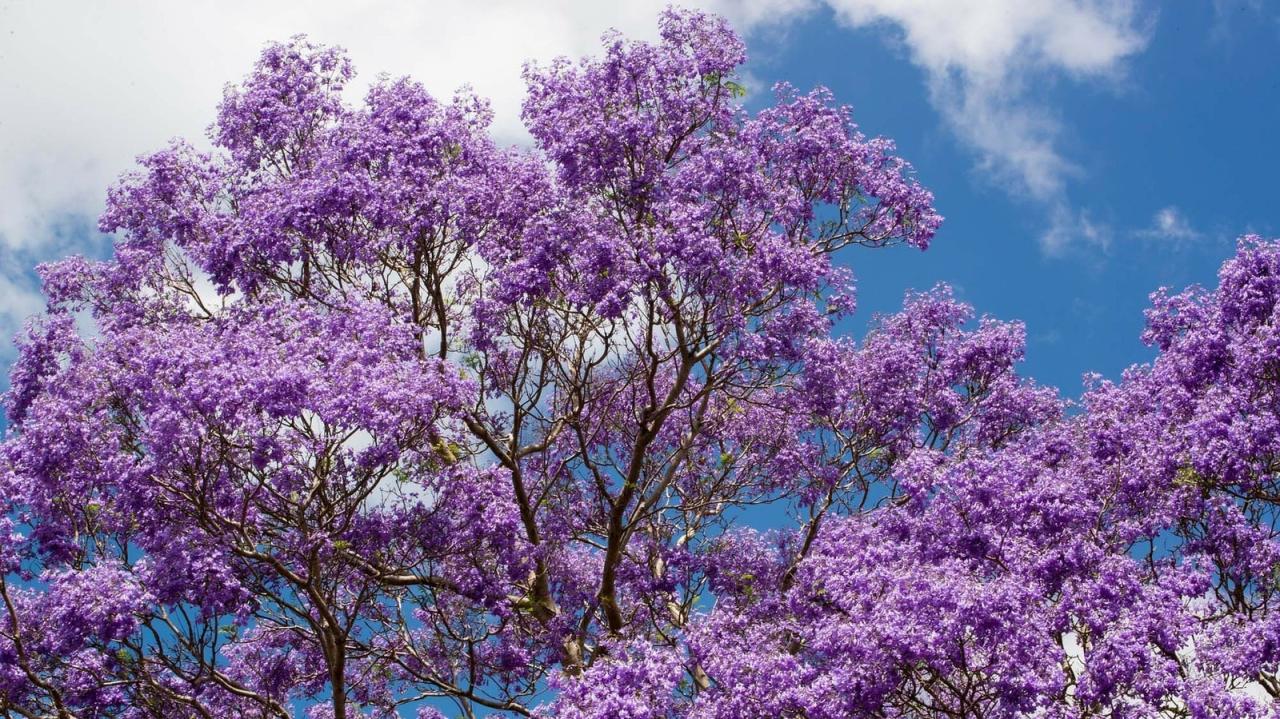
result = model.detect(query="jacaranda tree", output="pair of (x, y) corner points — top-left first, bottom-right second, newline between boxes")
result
(2, 8), (1278, 718)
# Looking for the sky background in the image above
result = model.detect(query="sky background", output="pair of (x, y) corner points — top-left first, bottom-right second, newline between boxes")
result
(1, 0), (1278, 400)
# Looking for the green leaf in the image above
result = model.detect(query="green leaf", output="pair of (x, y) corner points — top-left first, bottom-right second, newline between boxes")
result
(432, 438), (461, 466)
(1173, 465), (1202, 488)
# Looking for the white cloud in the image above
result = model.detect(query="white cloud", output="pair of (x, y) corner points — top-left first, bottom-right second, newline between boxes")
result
(823, 1), (1149, 259)
(0, 1), (798, 251)
(1040, 204), (1112, 258)
(0, 0), (812, 345)
(822, 0), (1147, 201)
(1136, 205), (1202, 248)
(0, 261), (45, 347)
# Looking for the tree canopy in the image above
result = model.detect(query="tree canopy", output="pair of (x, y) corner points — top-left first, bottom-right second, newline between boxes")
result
(2, 8), (1278, 718)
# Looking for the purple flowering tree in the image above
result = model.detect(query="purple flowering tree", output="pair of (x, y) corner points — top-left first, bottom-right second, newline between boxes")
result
(2, 8), (1279, 718)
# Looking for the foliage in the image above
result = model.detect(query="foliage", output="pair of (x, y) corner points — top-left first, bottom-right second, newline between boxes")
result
(3, 8), (1278, 718)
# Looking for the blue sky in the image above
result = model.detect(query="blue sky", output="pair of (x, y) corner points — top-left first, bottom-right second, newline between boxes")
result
(743, 1), (1280, 394)
(1, 0), (1277, 398)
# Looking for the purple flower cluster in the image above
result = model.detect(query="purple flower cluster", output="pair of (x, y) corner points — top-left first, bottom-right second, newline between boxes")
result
(1, 7), (1276, 718)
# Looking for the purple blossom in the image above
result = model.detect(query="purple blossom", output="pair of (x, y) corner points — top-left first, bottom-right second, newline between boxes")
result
(1, 8), (1277, 719)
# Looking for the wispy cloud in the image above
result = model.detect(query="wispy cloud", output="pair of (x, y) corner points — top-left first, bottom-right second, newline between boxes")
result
(0, 250), (50, 355)
(1140, 206), (1201, 242)
(822, 0), (1148, 200)
(1210, 0), (1266, 44)
(821, 0), (1149, 256)
(1132, 205), (1206, 252)
(1041, 206), (1112, 259)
